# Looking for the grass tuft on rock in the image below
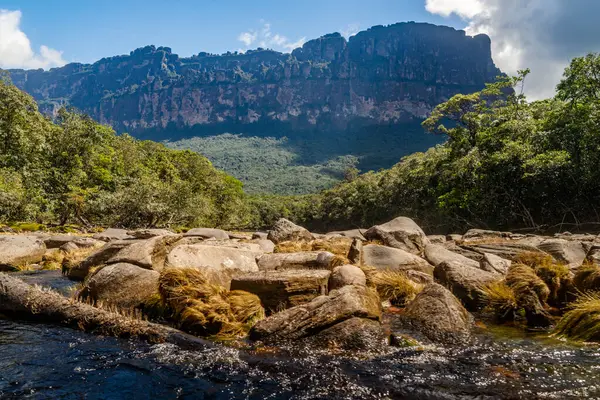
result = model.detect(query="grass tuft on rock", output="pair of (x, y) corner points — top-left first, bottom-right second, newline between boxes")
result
(372, 270), (423, 306)
(573, 263), (600, 292)
(553, 291), (600, 342)
(482, 280), (519, 320)
(158, 267), (265, 339)
(515, 251), (555, 269)
(506, 264), (550, 303)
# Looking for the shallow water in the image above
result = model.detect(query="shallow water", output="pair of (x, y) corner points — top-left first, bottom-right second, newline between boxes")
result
(1, 319), (600, 399)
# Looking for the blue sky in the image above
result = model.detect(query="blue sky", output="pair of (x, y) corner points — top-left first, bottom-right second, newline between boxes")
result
(1, 0), (463, 63)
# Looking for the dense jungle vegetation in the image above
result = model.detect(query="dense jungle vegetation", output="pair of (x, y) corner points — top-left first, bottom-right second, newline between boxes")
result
(1, 53), (600, 233)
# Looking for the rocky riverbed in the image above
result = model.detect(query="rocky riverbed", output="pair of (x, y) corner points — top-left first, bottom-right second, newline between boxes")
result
(2, 217), (600, 398)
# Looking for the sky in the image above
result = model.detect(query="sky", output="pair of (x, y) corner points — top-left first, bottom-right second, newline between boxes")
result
(0, 0), (599, 99)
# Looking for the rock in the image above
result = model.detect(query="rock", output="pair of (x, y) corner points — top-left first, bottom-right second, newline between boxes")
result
(462, 229), (510, 241)
(46, 235), (104, 250)
(406, 270), (435, 285)
(228, 232), (251, 240)
(183, 228), (229, 240)
(361, 244), (433, 275)
(586, 245), (600, 264)
(59, 242), (79, 253)
(230, 269), (330, 312)
(252, 232), (268, 240)
(165, 244), (260, 287)
(423, 243), (480, 269)
(325, 229), (366, 241)
(364, 217), (428, 254)
(267, 218), (313, 244)
(84, 263), (159, 309)
(302, 317), (388, 351)
(427, 235), (446, 244)
(446, 234), (463, 242)
(250, 284), (381, 343)
(92, 228), (133, 242)
(257, 251), (335, 271)
(0, 235), (46, 271)
(127, 229), (177, 239)
(183, 238), (264, 253)
(480, 253), (511, 275)
(328, 265), (366, 290)
(537, 239), (587, 269)
(107, 235), (182, 271)
(398, 283), (473, 345)
(66, 240), (140, 280)
(348, 238), (362, 264)
(442, 242), (484, 261)
(434, 261), (498, 310)
(461, 242), (543, 260)
(255, 239), (275, 253)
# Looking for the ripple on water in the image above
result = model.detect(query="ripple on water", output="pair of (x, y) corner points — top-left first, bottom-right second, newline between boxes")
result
(1, 319), (600, 399)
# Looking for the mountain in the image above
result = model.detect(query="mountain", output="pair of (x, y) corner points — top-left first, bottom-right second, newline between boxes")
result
(7, 22), (501, 194)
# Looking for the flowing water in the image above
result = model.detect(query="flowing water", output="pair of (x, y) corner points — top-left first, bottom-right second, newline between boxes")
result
(2, 271), (600, 399)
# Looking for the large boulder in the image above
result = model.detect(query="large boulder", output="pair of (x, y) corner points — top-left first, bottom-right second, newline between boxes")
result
(66, 240), (139, 280)
(127, 229), (177, 239)
(255, 239), (275, 253)
(302, 317), (388, 351)
(434, 261), (498, 310)
(361, 244), (433, 275)
(462, 229), (510, 242)
(0, 235), (46, 271)
(252, 232), (268, 240)
(183, 228), (230, 240)
(537, 239), (587, 269)
(423, 243), (480, 269)
(480, 253), (511, 275)
(328, 265), (366, 290)
(364, 217), (428, 254)
(165, 244), (260, 287)
(257, 251), (334, 271)
(250, 284), (381, 343)
(92, 228), (133, 242)
(84, 263), (159, 309)
(325, 229), (366, 241)
(107, 235), (182, 271)
(461, 242), (543, 261)
(44, 235), (103, 249)
(267, 218), (313, 244)
(230, 269), (330, 313)
(397, 283), (473, 345)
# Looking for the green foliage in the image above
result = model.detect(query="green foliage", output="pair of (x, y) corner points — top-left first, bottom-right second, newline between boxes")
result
(0, 80), (248, 229)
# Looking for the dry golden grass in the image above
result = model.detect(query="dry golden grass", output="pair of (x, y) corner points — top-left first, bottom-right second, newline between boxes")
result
(553, 291), (600, 342)
(506, 264), (551, 303)
(515, 251), (556, 269)
(158, 267), (265, 339)
(275, 237), (353, 257)
(61, 247), (98, 275)
(329, 255), (350, 268)
(573, 262), (600, 292)
(371, 270), (423, 306)
(482, 280), (519, 318)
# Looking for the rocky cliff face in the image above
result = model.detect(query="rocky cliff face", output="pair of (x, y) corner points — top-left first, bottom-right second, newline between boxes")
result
(8, 22), (500, 140)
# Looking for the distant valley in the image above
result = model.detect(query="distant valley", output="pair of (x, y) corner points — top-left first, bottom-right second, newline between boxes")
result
(7, 22), (500, 194)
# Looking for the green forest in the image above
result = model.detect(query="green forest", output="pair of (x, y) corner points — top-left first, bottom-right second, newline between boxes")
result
(2, 53), (600, 233)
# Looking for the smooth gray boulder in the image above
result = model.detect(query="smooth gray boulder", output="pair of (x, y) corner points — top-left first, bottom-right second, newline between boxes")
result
(230, 269), (330, 312)
(255, 239), (275, 253)
(183, 228), (229, 240)
(84, 263), (159, 309)
(250, 284), (381, 343)
(424, 243), (480, 269)
(362, 244), (433, 275)
(398, 283), (473, 345)
(461, 242), (543, 260)
(127, 229), (177, 239)
(93, 228), (133, 242)
(267, 218), (313, 244)
(434, 261), (498, 310)
(364, 217), (428, 254)
(325, 229), (366, 241)
(462, 229), (510, 241)
(257, 251), (335, 271)
(537, 238), (587, 269)
(166, 243), (260, 287)
(328, 265), (366, 290)
(427, 235), (446, 244)
(252, 232), (268, 240)
(0, 235), (46, 271)
(66, 240), (141, 280)
(480, 253), (511, 275)
(302, 317), (388, 351)
(107, 235), (182, 271)
(45, 235), (102, 249)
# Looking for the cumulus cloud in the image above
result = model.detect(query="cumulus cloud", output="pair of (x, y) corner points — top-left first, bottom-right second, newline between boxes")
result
(0, 9), (66, 69)
(425, 0), (600, 100)
(237, 21), (306, 52)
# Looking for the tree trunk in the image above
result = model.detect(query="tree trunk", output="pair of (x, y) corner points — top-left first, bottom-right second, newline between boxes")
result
(0, 273), (213, 350)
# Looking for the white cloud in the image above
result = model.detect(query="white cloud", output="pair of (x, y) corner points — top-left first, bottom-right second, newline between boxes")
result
(425, 0), (600, 100)
(0, 9), (66, 69)
(341, 23), (360, 39)
(237, 22), (306, 52)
